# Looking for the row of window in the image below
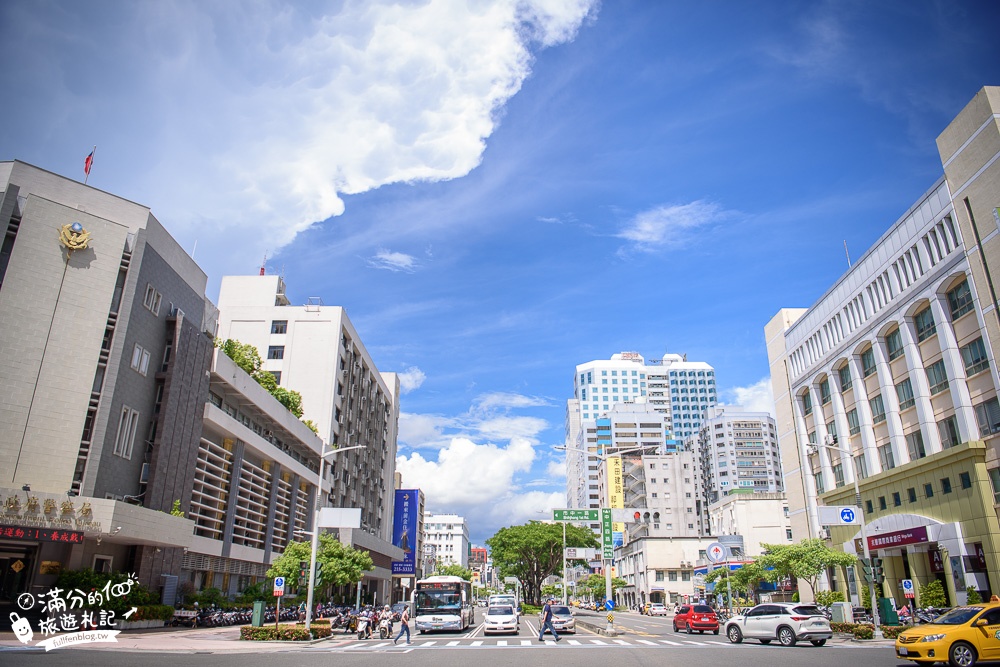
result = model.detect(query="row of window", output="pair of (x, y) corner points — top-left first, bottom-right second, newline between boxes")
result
(860, 472), (973, 515)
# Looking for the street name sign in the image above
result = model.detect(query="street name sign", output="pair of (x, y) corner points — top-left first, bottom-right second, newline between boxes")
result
(553, 509), (601, 522)
(565, 547), (598, 559)
(601, 508), (614, 558)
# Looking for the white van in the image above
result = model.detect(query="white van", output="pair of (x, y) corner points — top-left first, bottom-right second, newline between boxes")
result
(488, 594), (519, 617)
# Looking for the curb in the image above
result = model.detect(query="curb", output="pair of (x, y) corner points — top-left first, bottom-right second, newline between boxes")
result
(575, 620), (619, 637)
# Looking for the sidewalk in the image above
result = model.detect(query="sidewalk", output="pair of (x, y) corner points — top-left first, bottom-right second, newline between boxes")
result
(0, 624), (357, 653)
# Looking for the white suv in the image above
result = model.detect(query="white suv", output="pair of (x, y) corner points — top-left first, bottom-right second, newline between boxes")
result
(724, 603), (832, 647)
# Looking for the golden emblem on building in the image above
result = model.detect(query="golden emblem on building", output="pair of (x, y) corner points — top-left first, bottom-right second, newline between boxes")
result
(43, 498), (57, 514)
(4, 496), (20, 512)
(25, 496), (40, 513)
(59, 221), (90, 251)
(80, 502), (93, 518)
(60, 500), (75, 515)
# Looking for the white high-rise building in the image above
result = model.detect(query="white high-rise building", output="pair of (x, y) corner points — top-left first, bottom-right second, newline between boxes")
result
(566, 352), (717, 512)
(422, 513), (470, 569)
(696, 406), (783, 505)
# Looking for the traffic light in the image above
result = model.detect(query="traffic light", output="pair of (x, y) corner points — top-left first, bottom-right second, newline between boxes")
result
(299, 560), (308, 582)
(315, 561), (323, 578)
(871, 557), (885, 586)
(857, 557), (873, 583)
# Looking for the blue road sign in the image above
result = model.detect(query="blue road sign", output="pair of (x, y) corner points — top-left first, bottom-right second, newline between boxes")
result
(605, 599), (615, 611)
(840, 508), (856, 524)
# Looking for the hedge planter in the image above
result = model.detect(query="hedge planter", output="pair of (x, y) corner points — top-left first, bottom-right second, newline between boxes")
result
(240, 623), (332, 641)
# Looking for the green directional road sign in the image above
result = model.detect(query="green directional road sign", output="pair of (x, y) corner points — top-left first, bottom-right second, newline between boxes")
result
(601, 508), (614, 559)
(553, 509), (601, 522)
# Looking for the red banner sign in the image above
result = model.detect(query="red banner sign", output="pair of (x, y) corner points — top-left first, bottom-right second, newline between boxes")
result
(867, 526), (928, 550)
(0, 524), (84, 543)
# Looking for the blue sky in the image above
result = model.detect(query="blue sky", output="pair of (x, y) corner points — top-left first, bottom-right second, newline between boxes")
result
(3, 1), (1000, 546)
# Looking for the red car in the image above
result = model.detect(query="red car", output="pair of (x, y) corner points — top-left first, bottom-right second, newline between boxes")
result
(673, 604), (720, 635)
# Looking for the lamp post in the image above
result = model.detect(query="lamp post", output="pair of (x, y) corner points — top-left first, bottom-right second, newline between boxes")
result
(809, 441), (882, 639)
(304, 442), (365, 635)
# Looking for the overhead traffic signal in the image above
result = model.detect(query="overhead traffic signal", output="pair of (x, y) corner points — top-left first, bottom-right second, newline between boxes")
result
(857, 557), (873, 583)
(871, 557), (885, 585)
(299, 560), (309, 581)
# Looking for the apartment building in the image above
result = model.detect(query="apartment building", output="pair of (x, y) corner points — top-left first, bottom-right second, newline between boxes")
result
(766, 87), (1000, 606)
(422, 513), (470, 569)
(696, 406), (783, 505)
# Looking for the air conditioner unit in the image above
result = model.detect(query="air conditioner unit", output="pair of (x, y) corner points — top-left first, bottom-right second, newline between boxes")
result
(818, 528), (831, 540)
(823, 434), (836, 446)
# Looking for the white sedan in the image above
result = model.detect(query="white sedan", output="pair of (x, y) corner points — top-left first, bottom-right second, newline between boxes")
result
(483, 605), (519, 635)
(648, 603), (668, 616)
(725, 603), (832, 647)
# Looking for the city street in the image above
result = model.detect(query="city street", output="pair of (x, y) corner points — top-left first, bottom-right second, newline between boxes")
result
(0, 609), (903, 667)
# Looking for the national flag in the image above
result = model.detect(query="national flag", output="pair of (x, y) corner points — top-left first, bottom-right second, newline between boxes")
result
(84, 149), (95, 175)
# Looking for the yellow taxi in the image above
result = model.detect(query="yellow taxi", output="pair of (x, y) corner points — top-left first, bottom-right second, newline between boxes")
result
(896, 596), (1000, 667)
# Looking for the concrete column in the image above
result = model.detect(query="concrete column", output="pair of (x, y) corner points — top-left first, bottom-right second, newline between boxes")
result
(805, 385), (836, 491)
(847, 355), (881, 474)
(262, 463), (283, 555)
(941, 546), (959, 607)
(827, 367), (856, 484)
(220, 440), (246, 559)
(792, 397), (822, 537)
(930, 295), (979, 441)
(871, 338), (908, 465)
(898, 318), (942, 454)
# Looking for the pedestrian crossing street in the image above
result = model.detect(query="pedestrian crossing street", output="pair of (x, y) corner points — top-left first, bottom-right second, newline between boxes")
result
(306, 635), (882, 652)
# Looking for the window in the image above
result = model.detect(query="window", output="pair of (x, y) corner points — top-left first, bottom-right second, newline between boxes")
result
(270, 371), (282, 385)
(786, 529), (793, 540)
(865, 500), (874, 514)
(802, 392), (812, 416)
(814, 473), (825, 495)
(114, 406), (140, 459)
(941, 477), (953, 494)
(833, 463), (844, 487)
(892, 492), (901, 507)
(878, 496), (887, 510)
(960, 472), (972, 489)
(854, 454), (869, 480)
(990, 468), (1000, 504)
(130, 343), (150, 376)
(947, 280), (975, 319)
(878, 443), (894, 471)
(974, 396), (1000, 436)
(681, 571), (691, 581)
(869, 395), (886, 424)
(838, 365), (853, 391)
(143, 284), (161, 316)
(820, 379), (831, 405)
(961, 337), (990, 376)
(861, 348), (877, 377)
(886, 328), (904, 361)
(926, 360), (949, 395)
(847, 409), (861, 435)
(915, 307), (936, 342)
(906, 431), (926, 460)
(668, 571), (678, 582)
(267, 346), (284, 360)
(93, 555), (113, 574)
(924, 483), (934, 499)
(896, 378), (915, 411)
(271, 320), (288, 334)
(907, 487), (917, 503)
(938, 415), (961, 449)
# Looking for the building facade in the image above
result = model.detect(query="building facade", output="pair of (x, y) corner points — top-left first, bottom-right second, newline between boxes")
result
(696, 406), (783, 505)
(216, 275), (403, 603)
(766, 87), (1000, 606)
(707, 490), (792, 557)
(422, 513), (470, 569)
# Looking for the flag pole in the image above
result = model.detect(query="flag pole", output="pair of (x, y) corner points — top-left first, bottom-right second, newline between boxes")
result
(84, 145), (97, 185)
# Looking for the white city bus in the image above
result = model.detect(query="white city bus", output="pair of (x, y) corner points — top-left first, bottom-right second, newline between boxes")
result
(412, 575), (475, 633)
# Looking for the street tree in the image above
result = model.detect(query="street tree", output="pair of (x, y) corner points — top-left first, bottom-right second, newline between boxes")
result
(435, 563), (473, 581)
(582, 573), (627, 602)
(266, 533), (373, 593)
(703, 560), (774, 604)
(486, 521), (598, 605)
(758, 538), (856, 601)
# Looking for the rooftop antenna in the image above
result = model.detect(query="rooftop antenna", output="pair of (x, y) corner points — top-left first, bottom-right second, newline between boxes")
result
(844, 240), (852, 268)
(260, 250), (268, 276)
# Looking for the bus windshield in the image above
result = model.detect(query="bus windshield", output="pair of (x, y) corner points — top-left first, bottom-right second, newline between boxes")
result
(415, 589), (463, 613)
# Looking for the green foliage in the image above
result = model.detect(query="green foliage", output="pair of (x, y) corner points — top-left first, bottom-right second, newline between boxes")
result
(704, 560), (773, 603)
(486, 521), (599, 605)
(235, 582), (272, 604)
(55, 569), (157, 614)
(792, 591), (800, 602)
(193, 587), (225, 607)
(758, 539), (857, 599)
(919, 580), (947, 608)
(815, 590), (846, 607)
(967, 586), (982, 604)
(216, 338), (306, 418)
(133, 605), (176, 622)
(303, 419), (319, 434)
(852, 624), (874, 640)
(266, 533), (373, 589)
(881, 625), (906, 638)
(859, 583), (872, 610)
(240, 622), (331, 641)
(435, 564), (473, 580)
(170, 499), (185, 517)
(581, 574), (627, 601)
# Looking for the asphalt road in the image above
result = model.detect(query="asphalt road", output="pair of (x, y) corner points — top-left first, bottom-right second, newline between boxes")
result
(0, 609), (905, 667)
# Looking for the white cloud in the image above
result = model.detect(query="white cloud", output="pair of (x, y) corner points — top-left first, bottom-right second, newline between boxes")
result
(398, 412), (455, 449)
(368, 249), (419, 272)
(83, 0), (597, 261)
(472, 391), (551, 413)
(724, 377), (776, 417)
(617, 200), (730, 252)
(546, 459), (566, 478)
(397, 366), (426, 393)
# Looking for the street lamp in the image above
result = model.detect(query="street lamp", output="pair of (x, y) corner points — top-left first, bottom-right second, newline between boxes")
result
(809, 439), (882, 638)
(304, 442), (365, 635)
(555, 443), (655, 620)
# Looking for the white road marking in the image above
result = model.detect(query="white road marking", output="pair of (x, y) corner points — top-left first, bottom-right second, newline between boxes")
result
(471, 640), (484, 646)
(566, 639), (582, 645)
(590, 639), (607, 645)
(613, 639), (630, 645)
(421, 641), (437, 646)
(636, 639), (658, 645)
(496, 640), (507, 646)
(659, 639), (681, 645)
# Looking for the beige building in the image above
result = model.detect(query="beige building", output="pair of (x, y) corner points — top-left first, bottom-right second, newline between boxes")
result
(766, 87), (1000, 606)
(708, 491), (792, 558)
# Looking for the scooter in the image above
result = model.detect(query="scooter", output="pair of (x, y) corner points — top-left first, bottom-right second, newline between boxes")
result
(357, 616), (370, 640)
(378, 616), (393, 640)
